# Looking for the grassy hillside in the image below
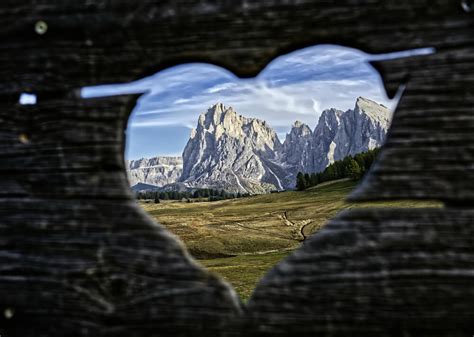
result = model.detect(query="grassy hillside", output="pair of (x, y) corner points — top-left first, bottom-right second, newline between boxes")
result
(139, 180), (440, 300)
(200, 251), (291, 300)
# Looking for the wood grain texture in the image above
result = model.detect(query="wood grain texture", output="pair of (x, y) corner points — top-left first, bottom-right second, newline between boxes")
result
(0, 1), (471, 93)
(351, 47), (474, 203)
(0, 95), (243, 337)
(0, 96), (140, 198)
(0, 197), (242, 337)
(0, 0), (473, 336)
(248, 208), (474, 336)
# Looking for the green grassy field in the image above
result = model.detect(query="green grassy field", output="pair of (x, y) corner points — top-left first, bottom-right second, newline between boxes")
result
(200, 251), (291, 300)
(139, 180), (440, 300)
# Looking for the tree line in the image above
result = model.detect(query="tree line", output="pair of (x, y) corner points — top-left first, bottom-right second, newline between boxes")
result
(296, 148), (381, 191)
(136, 188), (249, 203)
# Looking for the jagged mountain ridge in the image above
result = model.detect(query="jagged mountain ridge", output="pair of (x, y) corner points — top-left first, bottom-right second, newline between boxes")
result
(127, 156), (183, 188)
(127, 97), (391, 193)
(288, 97), (392, 175)
(179, 103), (284, 194)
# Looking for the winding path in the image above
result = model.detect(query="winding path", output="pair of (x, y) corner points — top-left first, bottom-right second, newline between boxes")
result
(282, 211), (313, 243)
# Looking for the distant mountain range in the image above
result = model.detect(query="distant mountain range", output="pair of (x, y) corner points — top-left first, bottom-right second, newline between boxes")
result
(127, 156), (183, 188)
(127, 97), (391, 194)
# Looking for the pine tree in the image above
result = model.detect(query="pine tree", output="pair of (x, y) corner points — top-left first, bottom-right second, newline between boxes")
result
(296, 172), (307, 191)
(304, 173), (311, 187)
(324, 165), (336, 181)
(347, 159), (362, 180)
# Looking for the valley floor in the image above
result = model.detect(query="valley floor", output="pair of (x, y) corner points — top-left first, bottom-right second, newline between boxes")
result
(139, 180), (440, 301)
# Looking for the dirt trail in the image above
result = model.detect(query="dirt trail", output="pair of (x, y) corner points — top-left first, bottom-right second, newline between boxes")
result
(282, 211), (313, 242)
(281, 211), (294, 226)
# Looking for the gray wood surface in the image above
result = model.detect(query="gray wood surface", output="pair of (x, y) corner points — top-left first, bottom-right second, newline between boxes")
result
(351, 47), (474, 203)
(1, 0), (473, 336)
(248, 208), (474, 336)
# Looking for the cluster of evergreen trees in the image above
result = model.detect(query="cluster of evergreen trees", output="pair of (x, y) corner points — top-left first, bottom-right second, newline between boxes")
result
(296, 148), (381, 191)
(136, 188), (248, 203)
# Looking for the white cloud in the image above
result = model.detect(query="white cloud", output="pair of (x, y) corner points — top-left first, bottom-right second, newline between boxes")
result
(82, 44), (405, 157)
(173, 98), (191, 104)
(312, 98), (322, 114)
(206, 82), (237, 94)
(129, 75), (394, 136)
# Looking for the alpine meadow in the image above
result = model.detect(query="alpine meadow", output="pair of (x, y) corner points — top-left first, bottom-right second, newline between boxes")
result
(128, 97), (440, 300)
(112, 46), (443, 300)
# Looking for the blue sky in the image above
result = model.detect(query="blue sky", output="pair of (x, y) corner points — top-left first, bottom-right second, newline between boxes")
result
(82, 45), (433, 160)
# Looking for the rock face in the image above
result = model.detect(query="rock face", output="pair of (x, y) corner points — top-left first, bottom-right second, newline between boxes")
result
(126, 97), (391, 193)
(127, 156), (183, 188)
(310, 97), (391, 173)
(310, 108), (344, 174)
(180, 103), (284, 194)
(281, 121), (314, 175)
(331, 97), (390, 165)
(280, 97), (391, 182)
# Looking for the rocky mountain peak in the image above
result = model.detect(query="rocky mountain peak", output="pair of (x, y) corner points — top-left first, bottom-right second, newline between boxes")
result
(318, 108), (343, 126)
(281, 121), (313, 175)
(180, 103), (284, 193)
(354, 96), (391, 126)
(199, 102), (230, 127)
(291, 121), (312, 134)
(127, 97), (391, 194)
(284, 121), (312, 149)
(211, 102), (226, 112)
(127, 156), (183, 188)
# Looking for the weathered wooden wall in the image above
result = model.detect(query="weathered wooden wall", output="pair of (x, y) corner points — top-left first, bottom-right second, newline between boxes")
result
(0, 0), (473, 336)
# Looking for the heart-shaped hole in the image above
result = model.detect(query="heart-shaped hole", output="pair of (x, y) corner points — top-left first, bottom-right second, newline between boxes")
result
(83, 44), (437, 301)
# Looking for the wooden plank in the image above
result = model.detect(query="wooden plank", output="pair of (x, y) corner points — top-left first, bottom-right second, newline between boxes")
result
(0, 0), (472, 336)
(351, 47), (474, 204)
(0, 198), (243, 336)
(0, 1), (471, 94)
(248, 208), (474, 336)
